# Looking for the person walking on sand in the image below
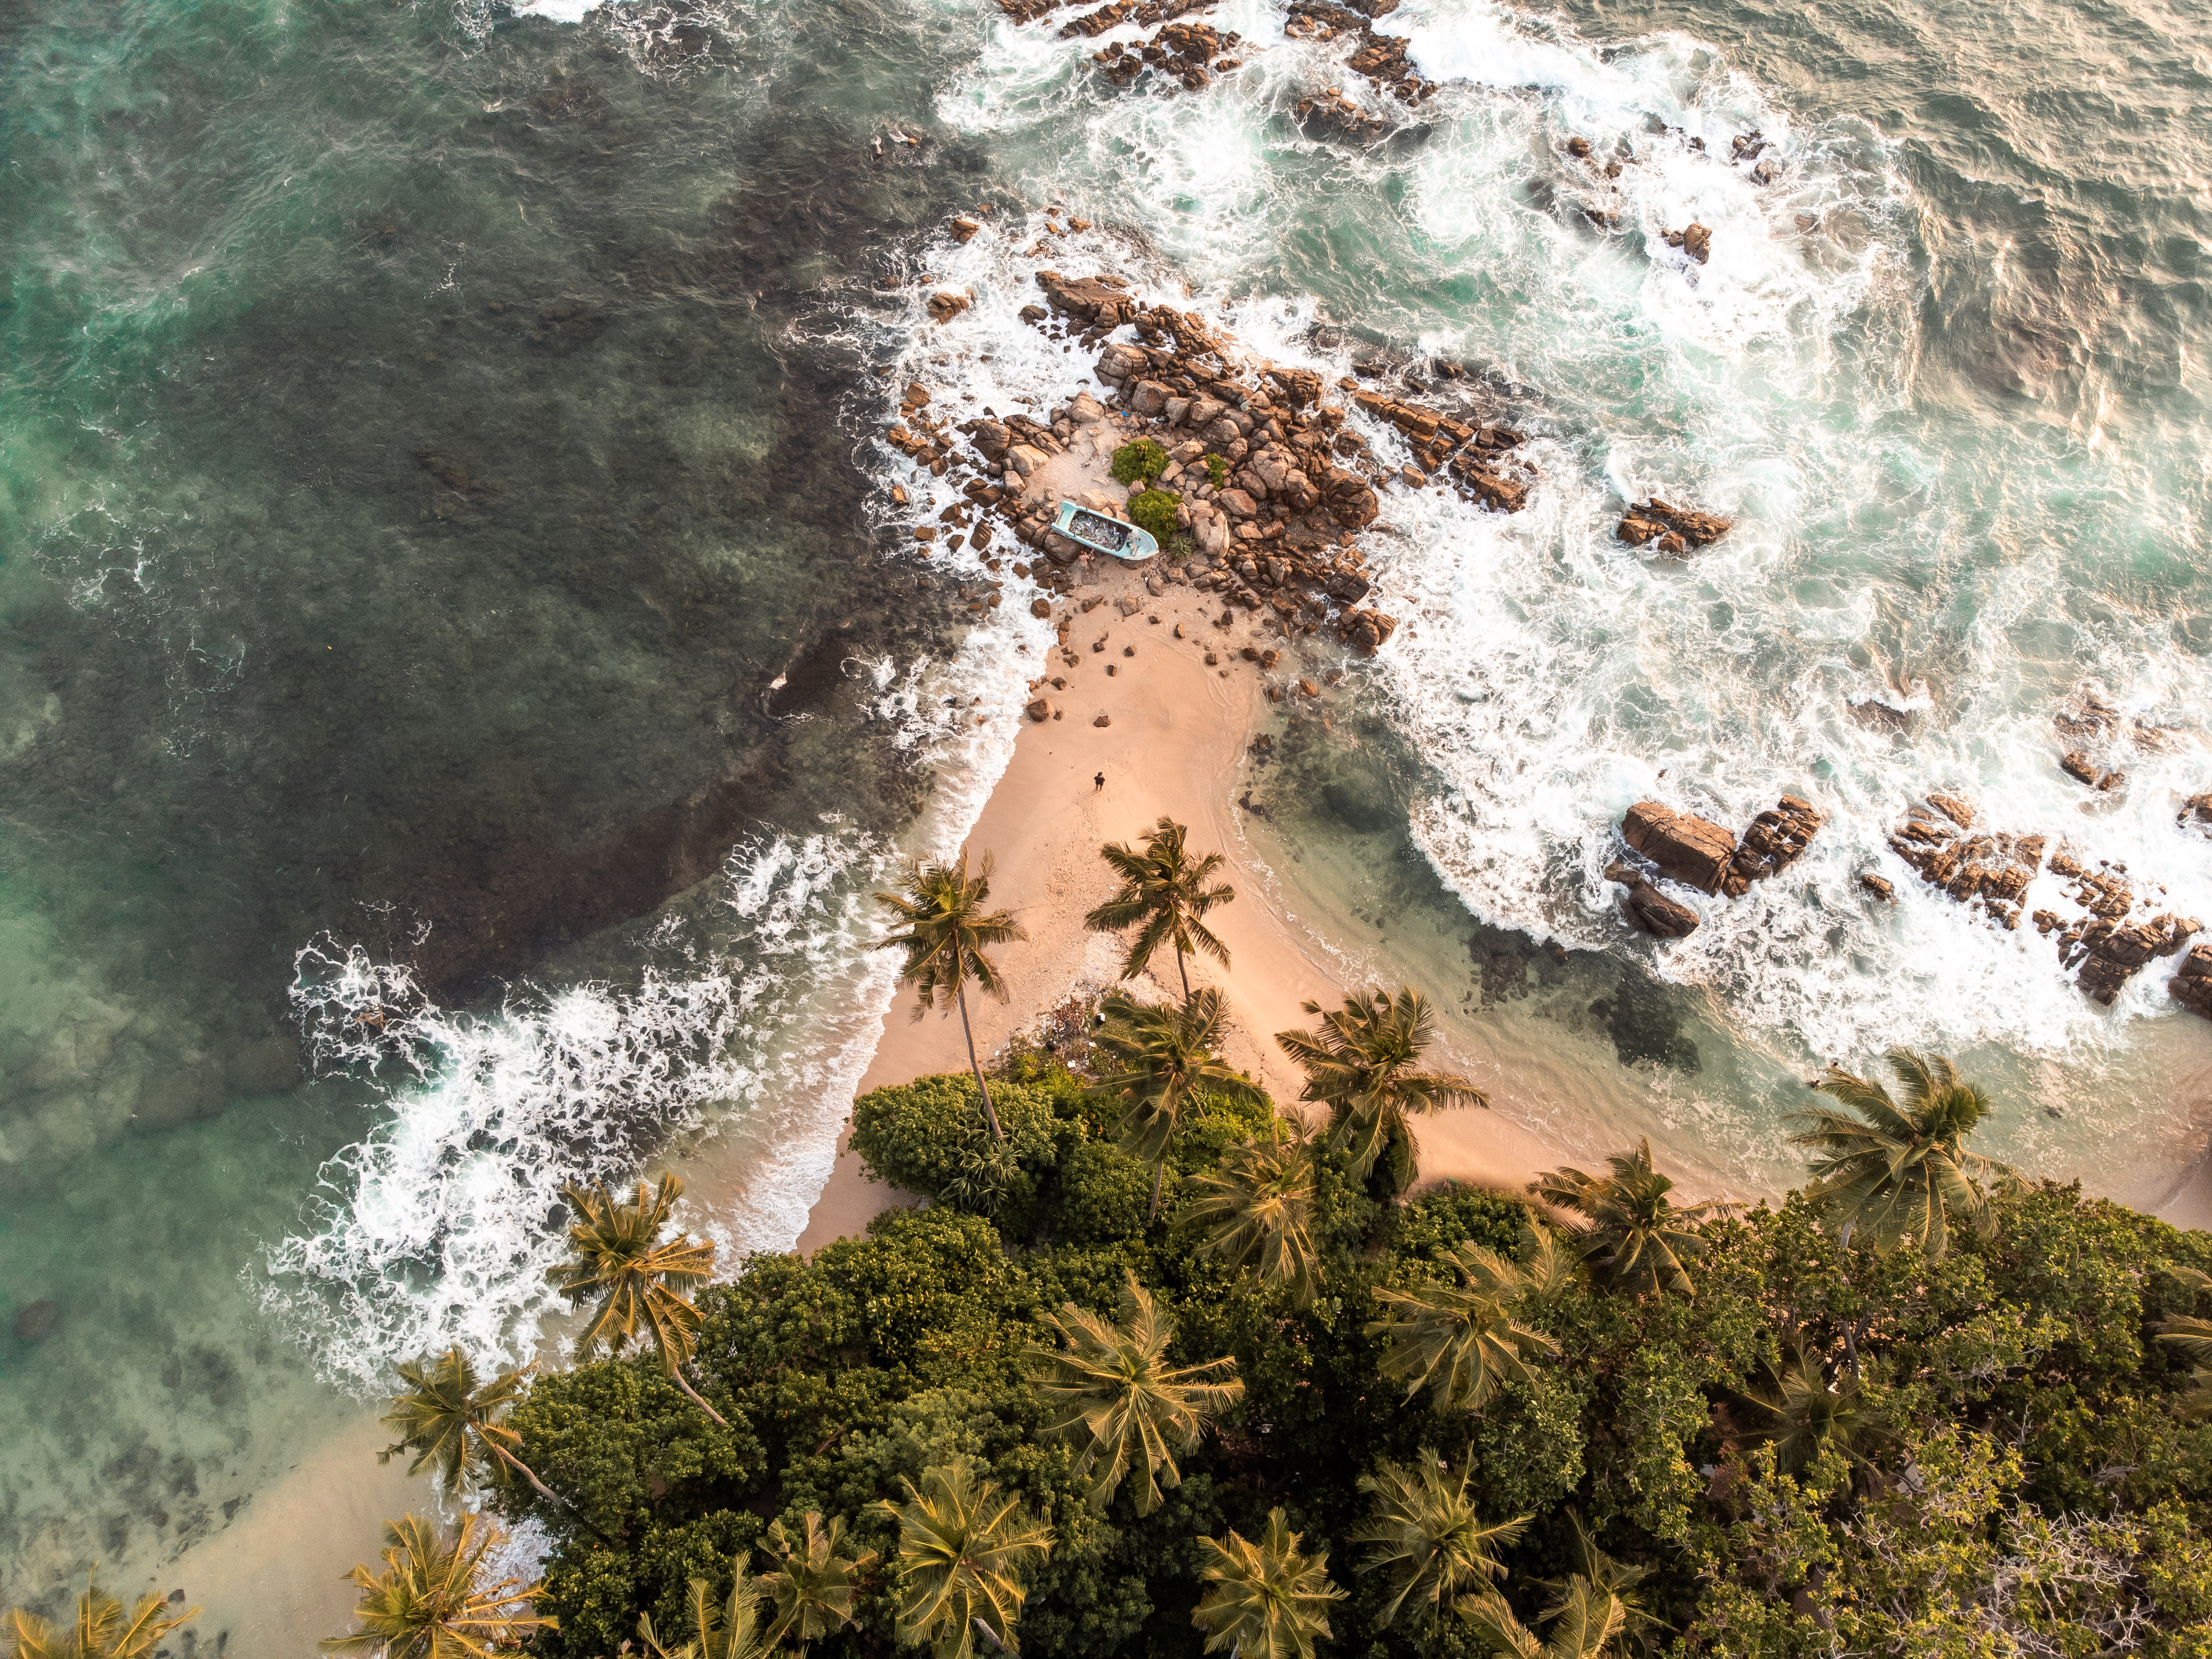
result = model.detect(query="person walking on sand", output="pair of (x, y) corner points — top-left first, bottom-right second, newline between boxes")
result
(1094, 771), (1105, 791)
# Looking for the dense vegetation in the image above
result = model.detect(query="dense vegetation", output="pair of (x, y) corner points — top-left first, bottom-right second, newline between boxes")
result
(15, 833), (2212, 1659)
(476, 1046), (2212, 1659)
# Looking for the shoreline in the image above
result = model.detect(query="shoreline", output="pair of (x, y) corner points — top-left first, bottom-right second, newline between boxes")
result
(797, 542), (1579, 1254)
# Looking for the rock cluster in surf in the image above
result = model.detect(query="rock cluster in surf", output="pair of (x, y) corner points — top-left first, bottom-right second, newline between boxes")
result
(1605, 796), (1824, 937)
(886, 258), (1543, 657)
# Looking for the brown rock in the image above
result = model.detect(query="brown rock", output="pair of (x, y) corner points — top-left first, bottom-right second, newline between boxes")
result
(2172, 944), (2212, 1019)
(914, 525), (937, 541)
(951, 216), (982, 243)
(1926, 792), (1975, 828)
(902, 382), (931, 406)
(1093, 713), (1112, 727)
(2059, 750), (2125, 792)
(1026, 697), (1051, 722)
(1859, 872), (1895, 901)
(1618, 497), (1732, 551)
(1721, 795), (1823, 895)
(1681, 223), (1712, 262)
(1606, 862), (1700, 938)
(926, 291), (971, 324)
(1298, 679), (1319, 697)
(1030, 598), (1052, 619)
(1622, 801), (1738, 894)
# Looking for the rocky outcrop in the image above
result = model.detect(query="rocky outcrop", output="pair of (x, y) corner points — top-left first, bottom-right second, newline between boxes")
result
(1723, 795), (1823, 895)
(1887, 801), (2043, 930)
(1617, 498), (1733, 556)
(1095, 17), (1234, 90)
(1606, 862), (1700, 938)
(1036, 269), (1140, 330)
(1622, 800), (1737, 894)
(1662, 223), (1713, 263)
(2031, 849), (2198, 1006)
(1295, 88), (1388, 140)
(2182, 793), (2212, 833)
(2172, 945), (2212, 1020)
(2059, 750), (2125, 792)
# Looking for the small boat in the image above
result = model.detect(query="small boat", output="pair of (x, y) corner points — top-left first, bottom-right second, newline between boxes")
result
(1052, 499), (1157, 563)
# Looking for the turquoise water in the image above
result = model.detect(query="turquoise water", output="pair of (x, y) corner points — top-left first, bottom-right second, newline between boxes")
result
(5, 0), (2211, 1618)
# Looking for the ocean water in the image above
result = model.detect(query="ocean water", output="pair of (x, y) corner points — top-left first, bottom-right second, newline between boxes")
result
(3, 0), (2210, 1621)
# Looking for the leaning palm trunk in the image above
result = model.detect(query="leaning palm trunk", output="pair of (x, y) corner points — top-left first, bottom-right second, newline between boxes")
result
(956, 980), (1004, 1141)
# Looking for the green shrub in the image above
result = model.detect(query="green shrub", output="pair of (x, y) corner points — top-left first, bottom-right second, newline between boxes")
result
(1051, 1137), (1154, 1244)
(1128, 488), (1180, 544)
(1204, 453), (1228, 487)
(1108, 437), (1167, 484)
(1166, 532), (1197, 561)
(849, 1072), (1058, 1235)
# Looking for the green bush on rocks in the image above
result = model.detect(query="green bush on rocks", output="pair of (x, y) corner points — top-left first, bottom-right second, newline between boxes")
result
(1109, 438), (1168, 484)
(1129, 489), (1181, 545)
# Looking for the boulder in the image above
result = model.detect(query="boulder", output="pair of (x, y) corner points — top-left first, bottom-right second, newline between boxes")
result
(2060, 750), (2126, 792)
(1322, 471), (1380, 529)
(968, 420), (1011, 460)
(2172, 945), (2212, 1019)
(1607, 862), (1700, 938)
(1721, 795), (1823, 895)
(1193, 507), (1230, 556)
(927, 290), (971, 322)
(1622, 801), (1737, 894)
(1037, 270), (1137, 327)
(1683, 224), (1712, 262)
(1267, 367), (1324, 408)
(1617, 498), (1732, 552)
(1093, 713), (1112, 727)
(1859, 872), (1895, 901)
(1005, 444), (1050, 477)
(950, 216), (982, 243)
(1026, 697), (1052, 722)
(1217, 488), (1259, 519)
(1068, 392), (1107, 424)
(1030, 598), (1053, 618)
(1095, 343), (1150, 381)
(1185, 395), (1227, 431)
(1130, 379), (1172, 415)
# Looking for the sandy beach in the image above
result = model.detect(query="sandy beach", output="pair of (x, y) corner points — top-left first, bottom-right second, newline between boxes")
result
(797, 539), (1574, 1252)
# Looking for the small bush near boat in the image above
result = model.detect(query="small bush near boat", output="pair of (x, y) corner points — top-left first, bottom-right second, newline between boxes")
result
(1109, 437), (1168, 484)
(1129, 488), (1180, 544)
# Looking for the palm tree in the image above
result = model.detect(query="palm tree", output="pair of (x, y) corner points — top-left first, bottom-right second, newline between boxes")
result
(1369, 1243), (1561, 1413)
(760, 1511), (874, 1652)
(1458, 1578), (1629, 1659)
(1349, 1456), (1528, 1634)
(1276, 988), (1487, 1192)
(1787, 1048), (1999, 1259)
(876, 852), (1028, 1141)
(872, 1459), (1053, 1659)
(2156, 1267), (2212, 1417)
(1532, 1141), (1713, 1298)
(1027, 1270), (1243, 1515)
(379, 1346), (567, 1509)
(4, 1577), (198, 1659)
(548, 1172), (729, 1427)
(1182, 1118), (1323, 1308)
(1091, 988), (1265, 1219)
(636, 1566), (773, 1659)
(1191, 1509), (1346, 1659)
(1531, 1515), (1664, 1658)
(322, 1512), (554, 1657)
(1736, 1345), (1891, 1476)
(1518, 1224), (1582, 1303)
(1083, 817), (1236, 999)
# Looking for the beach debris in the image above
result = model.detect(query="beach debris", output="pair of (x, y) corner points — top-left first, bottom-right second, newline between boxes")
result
(1605, 862), (1701, 938)
(1616, 498), (1732, 556)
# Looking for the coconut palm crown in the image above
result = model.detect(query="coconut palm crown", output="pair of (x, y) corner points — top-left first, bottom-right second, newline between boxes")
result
(759, 1511), (874, 1652)
(635, 1566), (773, 1659)
(1083, 816), (1236, 999)
(1370, 1242), (1561, 1413)
(2157, 1267), (2212, 1418)
(1190, 1509), (1346, 1659)
(1276, 987), (1487, 1191)
(871, 1459), (1053, 1659)
(1349, 1455), (1528, 1632)
(1532, 1140), (1714, 1298)
(547, 1171), (728, 1426)
(1181, 1117), (1323, 1308)
(875, 851), (1027, 1141)
(322, 1512), (554, 1657)
(1786, 1048), (1999, 1259)
(1458, 1577), (1630, 1659)
(1090, 987), (1265, 1219)
(4, 1576), (199, 1659)
(379, 1345), (565, 1507)
(1027, 1270), (1243, 1515)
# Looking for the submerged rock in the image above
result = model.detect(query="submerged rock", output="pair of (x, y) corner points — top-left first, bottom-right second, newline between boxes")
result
(1606, 862), (1700, 938)
(1616, 498), (1733, 555)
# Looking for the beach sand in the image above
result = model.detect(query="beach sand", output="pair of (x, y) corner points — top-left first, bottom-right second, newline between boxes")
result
(796, 544), (1574, 1251)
